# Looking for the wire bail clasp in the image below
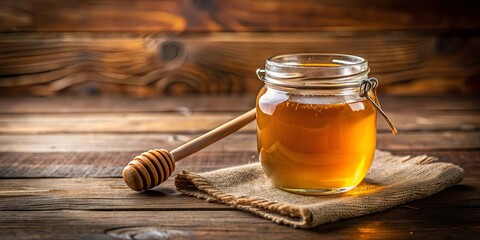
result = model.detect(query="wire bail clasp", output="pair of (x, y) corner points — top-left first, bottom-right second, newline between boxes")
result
(360, 78), (398, 135)
(256, 68), (266, 80)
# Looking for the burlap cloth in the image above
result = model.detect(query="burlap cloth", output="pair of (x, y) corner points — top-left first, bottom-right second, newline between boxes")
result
(175, 150), (464, 228)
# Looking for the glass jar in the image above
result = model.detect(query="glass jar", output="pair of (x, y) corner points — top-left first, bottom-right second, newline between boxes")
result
(256, 53), (396, 195)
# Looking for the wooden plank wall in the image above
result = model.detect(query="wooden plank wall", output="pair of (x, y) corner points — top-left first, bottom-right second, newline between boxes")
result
(0, 0), (479, 96)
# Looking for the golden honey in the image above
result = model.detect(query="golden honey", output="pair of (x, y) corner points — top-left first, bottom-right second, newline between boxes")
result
(255, 53), (380, 194)
(256, 87), (376, 193)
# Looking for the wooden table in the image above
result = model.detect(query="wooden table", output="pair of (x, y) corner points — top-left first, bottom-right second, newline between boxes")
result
(0, 95), (478, 239)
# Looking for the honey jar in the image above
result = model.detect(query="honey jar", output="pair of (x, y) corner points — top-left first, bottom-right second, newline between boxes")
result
(256, 53), (397, 195)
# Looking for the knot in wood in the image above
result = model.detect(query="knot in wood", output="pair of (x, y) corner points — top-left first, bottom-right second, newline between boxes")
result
(192, 0), (216, 11)
(158, 41), (184, 62)
(105, 227), (190, 239)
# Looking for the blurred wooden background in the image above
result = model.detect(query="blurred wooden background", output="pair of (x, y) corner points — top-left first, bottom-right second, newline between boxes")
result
(0, 0), (479, 97)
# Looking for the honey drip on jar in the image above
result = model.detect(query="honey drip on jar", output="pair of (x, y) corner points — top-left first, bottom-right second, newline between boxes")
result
(256, 88), (377, 193)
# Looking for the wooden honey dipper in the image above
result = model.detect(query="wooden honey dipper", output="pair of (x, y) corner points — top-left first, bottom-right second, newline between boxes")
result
(122, 108), (256, 191)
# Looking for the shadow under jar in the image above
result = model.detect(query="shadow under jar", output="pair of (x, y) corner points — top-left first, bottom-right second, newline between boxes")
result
(256, 53), (384, 195)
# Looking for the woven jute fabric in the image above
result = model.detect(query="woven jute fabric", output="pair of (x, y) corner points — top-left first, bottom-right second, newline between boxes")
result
(175, 150), (464, 228)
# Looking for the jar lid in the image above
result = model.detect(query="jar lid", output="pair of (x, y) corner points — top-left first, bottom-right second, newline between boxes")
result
(263, 53), (369, 89)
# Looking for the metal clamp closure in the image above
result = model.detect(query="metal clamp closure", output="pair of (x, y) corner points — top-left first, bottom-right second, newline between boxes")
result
(256, 68), (266, 80)
(360, 77), (398, 135)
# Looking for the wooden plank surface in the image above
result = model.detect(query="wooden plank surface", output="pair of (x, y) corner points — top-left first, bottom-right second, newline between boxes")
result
(1, 150), (477, 179)
(1, 0), (479, 237)
(0, 96), (479, 114)
(0, 96), (478, 239)
(0, 177), (478, 240)
(1, 208), (477, 240)
(0, 151), (258, 178)
(0, 177), (477, 211)
(1, 33), (479, 96)
(0, 111), (479, 133)
(1, 131), (478, 153)
(0, 95), (478, 134)
(1, 0), (479, 32)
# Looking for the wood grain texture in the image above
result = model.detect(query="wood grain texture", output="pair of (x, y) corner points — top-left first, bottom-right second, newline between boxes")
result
(0, 207), (478, 240)
(1, 33), (479, 96)
(0, 177), (477, 210)
(0, 151), (477, 178)
(0, 95), (478, 114)
(1, 0), (479, 32)
(0, 111), (478, 134)
(0, 95), (478, 239)
(0, 151), (257, 178)
(1, 131), (478, 153)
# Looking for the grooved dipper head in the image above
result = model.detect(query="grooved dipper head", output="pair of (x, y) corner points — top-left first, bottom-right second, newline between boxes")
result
(122, 149), (175, 191)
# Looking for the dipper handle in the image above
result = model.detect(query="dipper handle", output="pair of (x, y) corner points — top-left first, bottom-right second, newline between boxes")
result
(123, 108), (256, 191)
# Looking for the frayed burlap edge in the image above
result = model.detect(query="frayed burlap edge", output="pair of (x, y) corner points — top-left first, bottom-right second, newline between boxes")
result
(174, 152), (464, 228)
(175, 170), (313, 227)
